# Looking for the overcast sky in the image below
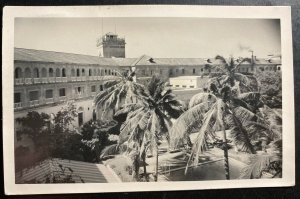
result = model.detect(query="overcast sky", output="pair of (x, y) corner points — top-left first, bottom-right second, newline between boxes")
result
(15, 17), (281, 58)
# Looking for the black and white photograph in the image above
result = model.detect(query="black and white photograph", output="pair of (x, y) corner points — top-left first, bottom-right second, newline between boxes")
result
(2, 5), (295, 194)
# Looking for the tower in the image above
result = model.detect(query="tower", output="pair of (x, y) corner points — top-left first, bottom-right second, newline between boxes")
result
(97, 32), (126, 58)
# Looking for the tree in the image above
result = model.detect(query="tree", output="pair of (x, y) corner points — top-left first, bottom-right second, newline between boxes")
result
(94, 69), (145, 118)
(170, 83), (260, 180)
(206, 55), (258, 93)
(116, 76), (184, 181)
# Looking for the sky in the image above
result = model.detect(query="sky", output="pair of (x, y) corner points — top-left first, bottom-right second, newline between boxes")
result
(14, 17), (281, 58)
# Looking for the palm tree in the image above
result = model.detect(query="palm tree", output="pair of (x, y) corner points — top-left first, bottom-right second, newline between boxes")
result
(206, 55), (258, 93)
(93, 69), (145, 118)
(170, 83), (258, 180)
(116, 75), (183, 181)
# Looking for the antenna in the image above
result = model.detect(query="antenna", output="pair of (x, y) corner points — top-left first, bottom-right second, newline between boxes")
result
(114, 18), (116, 34)
(102, 18), (103, 36)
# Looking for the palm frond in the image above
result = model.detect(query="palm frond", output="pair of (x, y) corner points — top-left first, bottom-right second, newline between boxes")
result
(189, 93), (217, 108)
(240, 154), (272, 179)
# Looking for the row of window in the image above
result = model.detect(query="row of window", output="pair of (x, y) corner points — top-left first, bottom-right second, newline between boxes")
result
(14, 67), (118, 79)
(169, 68), (207, 75)
(14, 85), (104, 103)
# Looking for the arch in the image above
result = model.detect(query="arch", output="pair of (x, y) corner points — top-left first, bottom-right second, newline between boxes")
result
(77, 68), (80, 77)
(41, 68), (47, 77)
(78, 106), (84, 112)
(15, 67), (22, 78)
(71, 68), (75, 77)
(62, 68), (66, 77)
(89, 69), (92, 76)
(55, 68), (60, 77)
(82, 69), (85, 76)
(24, 68), (31, 78)
(49, 68), (54, 77)
(33, 68), (39, 78)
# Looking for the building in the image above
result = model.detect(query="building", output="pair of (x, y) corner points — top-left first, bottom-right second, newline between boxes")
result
(14, 34), (282, 149)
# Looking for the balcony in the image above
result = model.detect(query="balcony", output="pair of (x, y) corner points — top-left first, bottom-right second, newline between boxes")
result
(56, 77), (62, 83)
(29, 100), (39, 107)
(62, 77), (68, 82)
(24, 78), (33, 85)
(41, 78), (48, 84)
(48, 77), (55, 83)
(33, 78), (41, 84)
(15, 78), (24, 85)
(14, 102), (22, 109)
(45, 98), (54, 104)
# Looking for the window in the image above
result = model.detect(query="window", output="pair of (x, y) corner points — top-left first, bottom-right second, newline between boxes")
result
(59, 88), (66, 97)
(89, 69), (92, 76)
(193, 68), (196, 74)
(190, 86), (195, 88)
(169, 69), (173, 75)
(176, 85), (179, 88)
(33, 68), (39, 78)
(201, 68), (204, 72)
(77, 87), (82, 95)
(91, 85), (96, 93)
(77, 69), (80, 77)
(78, 112), (83, 126)
(15, 68), (22, 79)
(100, 85), (104, 91)
(56, 68), (60, 77)
(176, 69), (178, 73)
(62, 68), (66, 77)
(93, 109), (97, 121)
(82, 69), (85, 76)
(182, 85), (187, 88)
(278, 66), (281, 71)
(29, 91), (39, 101)
(45, 89), (53, 99)
(49, 68), (54, 77)
(14, 93), (21, 103)
(182, 69), (185, 74)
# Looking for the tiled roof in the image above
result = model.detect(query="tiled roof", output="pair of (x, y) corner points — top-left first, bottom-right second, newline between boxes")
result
(15, 48), (120, 66)
(15, 158), (120, 183)
(14, 48), (281, 67)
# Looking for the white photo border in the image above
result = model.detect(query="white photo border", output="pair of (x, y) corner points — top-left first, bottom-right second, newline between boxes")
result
(2, 5), (295, 195)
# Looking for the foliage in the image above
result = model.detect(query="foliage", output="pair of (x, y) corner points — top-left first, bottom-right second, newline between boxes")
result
(116, 75), (184, 181)
(80, 120), (118, 162)
(94, 69), (145, 118)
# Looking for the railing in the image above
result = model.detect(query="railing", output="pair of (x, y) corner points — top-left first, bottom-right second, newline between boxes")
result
(56, 77), (62, 83)
(15, 78), (24, 85)
(24, 78), (33, 85)
(14, 102), (22, 109)
(48, 77), (55, 83)
(29, 100), (39, 107)
(76, 77), (82, 81)
(71, 77), (77, 82)
(45, 98), (54, 104)
(58, 96), (67, 101)
(62, 77), (67, 82)
(42, 78), (48, 84)
(33, 78), (41, 84)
